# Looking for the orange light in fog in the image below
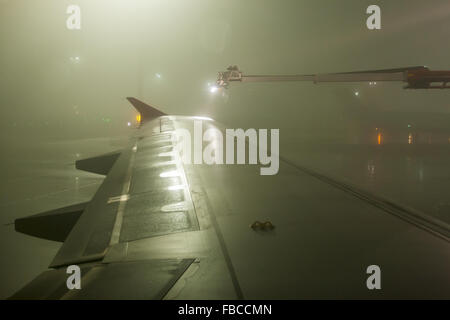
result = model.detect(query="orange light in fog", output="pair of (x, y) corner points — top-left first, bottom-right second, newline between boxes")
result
(377, 132), (382, 145)
(136, 114), (141, 123)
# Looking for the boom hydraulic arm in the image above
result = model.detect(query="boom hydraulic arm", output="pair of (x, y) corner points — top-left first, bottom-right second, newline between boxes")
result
(216, 65), (450, 89)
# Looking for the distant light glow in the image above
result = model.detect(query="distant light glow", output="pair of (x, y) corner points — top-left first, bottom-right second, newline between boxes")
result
(210, 86), (219, 93)
(136, 114), (141, 123)
(155, 73), (161, 78)
(70, 56), (80, 63)
(367, 161), (375, 176)
(127, 122), (131, 126)
(354, 91), (359, 96)
(377, 133), (382, 145)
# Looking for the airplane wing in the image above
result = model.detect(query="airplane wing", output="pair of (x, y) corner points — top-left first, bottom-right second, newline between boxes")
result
(10, 98), (450, 299)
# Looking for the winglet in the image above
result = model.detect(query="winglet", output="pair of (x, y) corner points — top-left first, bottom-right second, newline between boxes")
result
(126, 97), (166, 123)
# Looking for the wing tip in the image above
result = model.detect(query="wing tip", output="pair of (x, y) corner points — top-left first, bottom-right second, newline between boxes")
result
(126, 97), (166, 122)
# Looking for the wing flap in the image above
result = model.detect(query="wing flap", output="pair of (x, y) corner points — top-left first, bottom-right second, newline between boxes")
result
(15, 202), (88, 242)
(10, 259), (194, 300)
(75, 151), (121, 175)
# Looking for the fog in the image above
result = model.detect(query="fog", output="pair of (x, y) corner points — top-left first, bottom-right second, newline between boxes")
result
(1, 0), (449, 298)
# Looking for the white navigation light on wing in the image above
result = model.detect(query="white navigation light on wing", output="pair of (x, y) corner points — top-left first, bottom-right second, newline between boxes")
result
(160, 170), (180, 178)
(191, 116), (213, 121)
(159, 151), (176, 157)
(168, 185), (185, 191)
